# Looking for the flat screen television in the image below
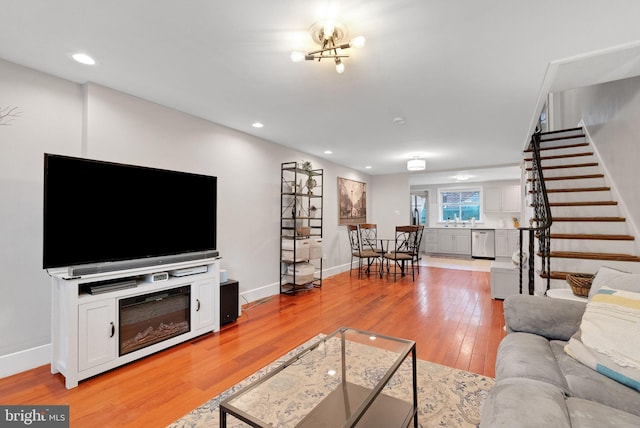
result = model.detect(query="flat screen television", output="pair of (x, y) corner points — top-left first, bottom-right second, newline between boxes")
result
(43, 153), (217, 274)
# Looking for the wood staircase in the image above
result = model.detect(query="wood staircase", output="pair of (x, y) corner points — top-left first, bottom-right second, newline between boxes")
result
(524, 127), (640, 291)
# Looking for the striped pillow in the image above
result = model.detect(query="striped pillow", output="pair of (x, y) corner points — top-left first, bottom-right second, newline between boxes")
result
(565, 286), (640, 391)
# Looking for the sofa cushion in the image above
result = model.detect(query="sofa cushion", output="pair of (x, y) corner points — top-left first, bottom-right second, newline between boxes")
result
(565, 287), (640, 392)
(503, 295), (585, 340)
(496, 332), (569, 394)
(567, 397), (640, 428)
(550, 341), (640, 417)
(480, 378), (571, 428)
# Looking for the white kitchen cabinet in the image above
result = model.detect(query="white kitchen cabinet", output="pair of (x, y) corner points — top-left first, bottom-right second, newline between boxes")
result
(495, 229), (520, 258)
(484, 185), (521, 213)
(438, 229), (471, 255)
(502, 186), (521, 212)
(423, 228), (439, 253)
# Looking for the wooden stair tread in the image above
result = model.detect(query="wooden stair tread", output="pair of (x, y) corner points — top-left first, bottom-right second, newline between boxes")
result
(525, 162), (599, 171)
(539, 187), (610, 193)
(528, 174), (604, 181)
(539, 271), (594, 280)
(549, 233), (634, 241)
(524, 142), (589, 153)
(546, 251), (640, 262)
(539, 127), (583, 136)
(539, 134), (586, 142)
(523, 152), (593, 162)
(548, 216), (626, 222)
(541, 200), (617, 207)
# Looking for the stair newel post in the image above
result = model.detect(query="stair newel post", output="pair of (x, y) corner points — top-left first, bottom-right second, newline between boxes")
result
(541, 227), (552, 292)
(528, 229), (535, 295)
(518, 229), (523, 294)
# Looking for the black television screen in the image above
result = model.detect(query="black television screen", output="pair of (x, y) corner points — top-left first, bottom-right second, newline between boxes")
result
(43, 154), (217, 270)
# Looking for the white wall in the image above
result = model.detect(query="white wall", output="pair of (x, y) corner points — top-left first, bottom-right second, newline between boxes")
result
(0, 60), (373, 376)
(371, 174), (411, 234)
(553, 74), (640, 237)
(0, 59), (82, 374)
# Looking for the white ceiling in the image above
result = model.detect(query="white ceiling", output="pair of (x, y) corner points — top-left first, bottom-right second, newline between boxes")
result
(2, 1), (640, 184)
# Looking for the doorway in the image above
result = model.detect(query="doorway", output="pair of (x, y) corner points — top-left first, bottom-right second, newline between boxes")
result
(410, 191), (428, 226)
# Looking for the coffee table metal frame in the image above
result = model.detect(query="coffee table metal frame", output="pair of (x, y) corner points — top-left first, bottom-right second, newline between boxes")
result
(220, 326), (418, 428)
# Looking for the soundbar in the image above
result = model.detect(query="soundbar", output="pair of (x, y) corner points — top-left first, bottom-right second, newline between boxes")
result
(68, 250), (219, 277)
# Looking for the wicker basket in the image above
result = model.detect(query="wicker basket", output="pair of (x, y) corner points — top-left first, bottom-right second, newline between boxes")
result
(566, 273), (595, 297)
(296, 226), (311, 236)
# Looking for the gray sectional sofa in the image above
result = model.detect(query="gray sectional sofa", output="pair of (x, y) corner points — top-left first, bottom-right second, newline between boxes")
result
(480, 294), (640, 428)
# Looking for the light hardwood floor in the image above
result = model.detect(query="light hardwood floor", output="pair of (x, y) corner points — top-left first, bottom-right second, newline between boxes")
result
(0, 264), (505, 427)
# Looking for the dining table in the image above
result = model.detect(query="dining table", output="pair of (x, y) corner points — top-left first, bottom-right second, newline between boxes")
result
(378, 236), (417, 278)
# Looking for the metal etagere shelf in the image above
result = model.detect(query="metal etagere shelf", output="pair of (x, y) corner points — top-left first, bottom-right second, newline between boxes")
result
(280, 161), (323, 294)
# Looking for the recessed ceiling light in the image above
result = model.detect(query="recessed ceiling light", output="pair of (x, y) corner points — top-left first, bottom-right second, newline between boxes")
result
(252, 122), (264, 128)
(365, 165), (372, 169)
(324, 150), (333, 154)
(72, 53), (96, 65)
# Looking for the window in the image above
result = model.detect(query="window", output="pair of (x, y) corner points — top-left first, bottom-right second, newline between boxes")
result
(438, 188), (481, 222)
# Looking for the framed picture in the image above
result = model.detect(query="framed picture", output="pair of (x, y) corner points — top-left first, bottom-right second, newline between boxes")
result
(338, 177), (366, 225)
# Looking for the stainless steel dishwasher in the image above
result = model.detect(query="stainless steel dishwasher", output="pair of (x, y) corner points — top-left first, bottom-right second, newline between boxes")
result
(471, 229), (495, 259)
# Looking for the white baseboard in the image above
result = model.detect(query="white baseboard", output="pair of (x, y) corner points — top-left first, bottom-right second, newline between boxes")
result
(325, 263), (353, 277)
(238, 265), (352, 307)
(0, 344), (50, 379)
(239, 282), (280, 306)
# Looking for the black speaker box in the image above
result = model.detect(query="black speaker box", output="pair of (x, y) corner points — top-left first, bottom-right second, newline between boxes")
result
(220, 279), (239, 325)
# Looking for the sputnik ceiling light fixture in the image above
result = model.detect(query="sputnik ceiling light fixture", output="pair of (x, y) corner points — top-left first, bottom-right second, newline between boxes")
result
(290, 21), (365, 73)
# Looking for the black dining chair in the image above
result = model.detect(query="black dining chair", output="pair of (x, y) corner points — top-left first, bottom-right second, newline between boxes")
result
(383, 225), (419, 281)
(347, 224), (381, 277)
(358, 223), (383, 255)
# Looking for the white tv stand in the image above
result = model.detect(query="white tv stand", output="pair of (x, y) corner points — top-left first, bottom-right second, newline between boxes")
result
(49, 257), (220, 389)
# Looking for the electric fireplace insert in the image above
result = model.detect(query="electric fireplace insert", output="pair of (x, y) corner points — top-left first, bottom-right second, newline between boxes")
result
(119, 286), (191, 356)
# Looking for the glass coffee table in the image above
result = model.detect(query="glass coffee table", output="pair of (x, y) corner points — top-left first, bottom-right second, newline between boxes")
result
(220, 327), (417, 427)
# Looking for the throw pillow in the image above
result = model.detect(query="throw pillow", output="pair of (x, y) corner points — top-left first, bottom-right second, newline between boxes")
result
(565, 286), (640, 391)
(588, 266), (640, 299)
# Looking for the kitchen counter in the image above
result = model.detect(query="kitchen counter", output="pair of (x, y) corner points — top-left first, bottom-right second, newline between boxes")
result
(423, 227), (520, 259)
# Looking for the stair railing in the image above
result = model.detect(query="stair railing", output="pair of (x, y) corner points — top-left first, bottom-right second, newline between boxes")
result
(519, 131), (553, 294)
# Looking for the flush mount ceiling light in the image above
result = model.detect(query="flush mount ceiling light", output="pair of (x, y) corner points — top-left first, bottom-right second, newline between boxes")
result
(290, 21), (365, 74)
(72, 53), (96, 65)
(407, 157), (426, 171)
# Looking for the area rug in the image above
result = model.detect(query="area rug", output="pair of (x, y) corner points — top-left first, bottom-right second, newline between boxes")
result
(168, 335), (493, 428)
